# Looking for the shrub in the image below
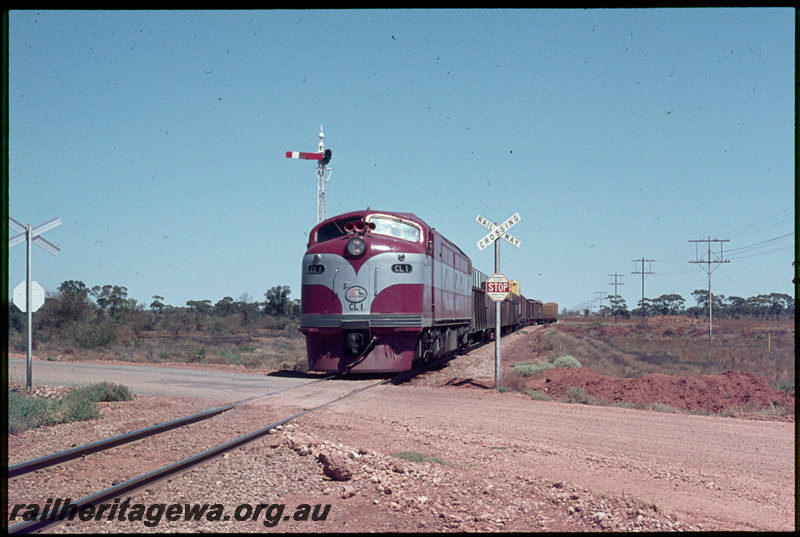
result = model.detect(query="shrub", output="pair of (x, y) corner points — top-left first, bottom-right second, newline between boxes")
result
(8, 382), (133, 434)
(8, 392), (50, 434)
(526, 389), (551, 401)
(552, 355), (582, 368)
(68, 382), (133, 402)
(512, 362), (554, 377)
(62, 319), (117, 349)
(563, 386), (600, 405)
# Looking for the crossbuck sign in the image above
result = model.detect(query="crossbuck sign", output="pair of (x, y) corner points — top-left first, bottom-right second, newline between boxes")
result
(474, 211), (522, 392)
(476, 212), (521, 250)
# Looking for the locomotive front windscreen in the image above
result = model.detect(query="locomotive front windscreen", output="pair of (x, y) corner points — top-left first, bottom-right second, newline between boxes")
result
(367, 216), (421, 242)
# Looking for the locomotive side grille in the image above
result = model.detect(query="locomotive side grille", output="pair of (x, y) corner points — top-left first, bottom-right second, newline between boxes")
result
(300, 314), (426, 328)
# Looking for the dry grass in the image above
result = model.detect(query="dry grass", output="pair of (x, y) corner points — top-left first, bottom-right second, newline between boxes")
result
(27, 329), (309, 372)
(541, 316), (794, 390)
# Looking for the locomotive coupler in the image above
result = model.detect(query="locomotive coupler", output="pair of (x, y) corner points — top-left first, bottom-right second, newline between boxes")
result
(341, 320), (370, 357)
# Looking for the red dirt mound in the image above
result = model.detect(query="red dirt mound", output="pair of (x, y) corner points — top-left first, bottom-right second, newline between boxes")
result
(522, 368), (794, 415)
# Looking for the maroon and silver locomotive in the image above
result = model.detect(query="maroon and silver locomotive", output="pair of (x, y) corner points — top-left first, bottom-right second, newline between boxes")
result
(299, 209), (556, 373)
(300, 210), (472, 373)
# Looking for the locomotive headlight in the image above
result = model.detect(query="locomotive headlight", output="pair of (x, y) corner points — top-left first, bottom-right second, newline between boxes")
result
(346, 237), (366, 256)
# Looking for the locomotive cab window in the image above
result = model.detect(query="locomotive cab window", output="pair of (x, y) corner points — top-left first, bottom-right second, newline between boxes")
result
(315, 217), (363, 243)
(367, 216), (421, 242)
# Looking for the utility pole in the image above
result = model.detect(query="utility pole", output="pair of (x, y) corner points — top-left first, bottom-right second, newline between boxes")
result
(689, 237), (730, 342)
(631, 258), (654, 325)
(607, 273), (624, 322)
(594, 291), (607, 315)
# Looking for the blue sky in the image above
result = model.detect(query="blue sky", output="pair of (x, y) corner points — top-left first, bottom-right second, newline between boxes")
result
(6, 9), (796, 312)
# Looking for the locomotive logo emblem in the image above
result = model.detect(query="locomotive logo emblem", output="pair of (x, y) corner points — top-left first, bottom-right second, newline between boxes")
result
(345, 285), (368, 303)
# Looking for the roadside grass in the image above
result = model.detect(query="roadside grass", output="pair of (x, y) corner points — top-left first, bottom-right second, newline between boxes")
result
(391, 451), (455, 467)
(500, 353), (583, 394)
(563, 386), (600, 405)
(8, 382), (134, 434)
(538, 317), (794, 389)
(510, 354), (582, 378)
(504, 317), (794, 418)
(525, 389), (551, 401)
(20, 329), (309, 373)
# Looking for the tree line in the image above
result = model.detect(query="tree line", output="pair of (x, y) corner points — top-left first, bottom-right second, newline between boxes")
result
(7, 280), (300, 350)
(579, 290), (794, 321)
(8, 280), (794, 351)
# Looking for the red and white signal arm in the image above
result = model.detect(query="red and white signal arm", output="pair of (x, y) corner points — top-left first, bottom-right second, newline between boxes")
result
(286, 151), (323, 160)
(486, 273), (510, 302)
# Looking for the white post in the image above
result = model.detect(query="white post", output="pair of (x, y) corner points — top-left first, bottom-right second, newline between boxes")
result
(26, 224), (33, 391)
(495, 236), (501, 390)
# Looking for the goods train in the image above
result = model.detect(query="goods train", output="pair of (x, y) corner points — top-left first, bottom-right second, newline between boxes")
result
(299, 210), (557, 373)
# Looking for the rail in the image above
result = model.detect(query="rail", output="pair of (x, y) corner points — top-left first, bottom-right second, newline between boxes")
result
(7, 357), (452, 534)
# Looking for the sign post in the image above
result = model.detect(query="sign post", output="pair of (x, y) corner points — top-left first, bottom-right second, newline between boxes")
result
(9, 217), (61, 390)
(475, 213), (521, 390)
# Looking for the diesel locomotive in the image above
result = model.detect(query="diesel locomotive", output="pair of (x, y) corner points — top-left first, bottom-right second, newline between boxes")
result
(299, 210), (556, 373)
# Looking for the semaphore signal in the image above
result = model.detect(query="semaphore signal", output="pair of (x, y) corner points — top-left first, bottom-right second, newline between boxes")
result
(286, 125), (333, 224)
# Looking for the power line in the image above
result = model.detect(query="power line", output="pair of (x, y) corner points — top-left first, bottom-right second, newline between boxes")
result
(725, 232), (793, 253)
(722, 206), (794, 239)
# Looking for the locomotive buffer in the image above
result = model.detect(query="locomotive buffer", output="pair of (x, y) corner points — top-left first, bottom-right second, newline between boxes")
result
(474, 212), (521, 390)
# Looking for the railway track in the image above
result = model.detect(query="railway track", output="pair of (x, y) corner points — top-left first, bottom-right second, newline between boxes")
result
(7, 355), (452, 534)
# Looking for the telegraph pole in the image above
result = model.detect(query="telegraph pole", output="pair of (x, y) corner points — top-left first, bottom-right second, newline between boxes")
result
(594, 291), (607, 315)
(631, 259), (654, 325)
(607, 273), (624, 322)
(689, 237), (730, 342)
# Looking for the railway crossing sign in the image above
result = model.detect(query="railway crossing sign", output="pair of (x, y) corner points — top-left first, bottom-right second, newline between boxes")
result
(486, 273), (511, 302)
(9, 217), (62, 255)
(473, 211), (523, 391)
(476, 212), (521, 250)
(13, 280), (45, 313)
(9, 216), (61, 391)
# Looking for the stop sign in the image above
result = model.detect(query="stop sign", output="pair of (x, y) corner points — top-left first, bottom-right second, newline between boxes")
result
(486, 273), (510, 302)
(13, 280), (45, 313)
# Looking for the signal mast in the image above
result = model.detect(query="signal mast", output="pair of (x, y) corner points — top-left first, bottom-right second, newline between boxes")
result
(286, 125), (332, 223)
